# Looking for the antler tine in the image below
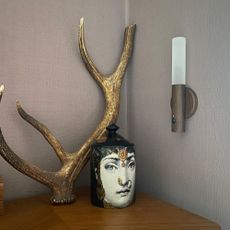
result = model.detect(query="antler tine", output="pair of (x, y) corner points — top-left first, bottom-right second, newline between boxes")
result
(16, 101), (68, 163)
(79, 19), (136, 84)
(0, 88), (54, 187)
(112, 24), (136, 81)
(79, 18), (104, 88)
(0, 84), (4, 102)
(0, 129), (53, 186)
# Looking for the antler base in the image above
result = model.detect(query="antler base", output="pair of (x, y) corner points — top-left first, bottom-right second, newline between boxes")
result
(51, 185), (75, 204)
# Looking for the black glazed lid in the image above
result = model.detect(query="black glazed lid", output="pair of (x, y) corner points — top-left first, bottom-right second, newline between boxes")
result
(92, 123), (134, 147)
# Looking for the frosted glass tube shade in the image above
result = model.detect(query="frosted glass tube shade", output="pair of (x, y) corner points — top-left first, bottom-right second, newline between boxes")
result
(172, 37), (186, 85)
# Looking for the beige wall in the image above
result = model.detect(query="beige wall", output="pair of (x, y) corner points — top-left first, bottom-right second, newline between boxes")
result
(0, 0), (127, 200)
(129, 0), (230, 229)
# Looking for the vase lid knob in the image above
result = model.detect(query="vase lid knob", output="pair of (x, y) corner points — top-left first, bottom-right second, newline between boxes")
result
(106, 123), (119, 138)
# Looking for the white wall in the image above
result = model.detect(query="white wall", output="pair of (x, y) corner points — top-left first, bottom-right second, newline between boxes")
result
(0, 0), (127, 200)
(128, 0), (230, 229)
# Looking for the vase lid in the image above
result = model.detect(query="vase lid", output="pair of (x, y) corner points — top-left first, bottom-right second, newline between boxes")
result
(92, 123), (134, 147)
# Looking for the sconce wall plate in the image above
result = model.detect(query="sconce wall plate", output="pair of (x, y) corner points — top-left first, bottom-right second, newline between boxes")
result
(171, 85), (198, 132)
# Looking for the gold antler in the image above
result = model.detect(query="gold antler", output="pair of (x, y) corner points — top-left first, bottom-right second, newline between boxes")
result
(0, 18), (136, 204)
(0, 85), (4, 102)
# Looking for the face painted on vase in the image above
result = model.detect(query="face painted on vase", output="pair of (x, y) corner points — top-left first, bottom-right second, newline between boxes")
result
(99, 147), (135, 208)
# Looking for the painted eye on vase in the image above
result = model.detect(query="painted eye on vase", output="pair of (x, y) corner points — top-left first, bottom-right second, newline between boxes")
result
(104, 163), (118, 172)
(128, 160), (135, 169)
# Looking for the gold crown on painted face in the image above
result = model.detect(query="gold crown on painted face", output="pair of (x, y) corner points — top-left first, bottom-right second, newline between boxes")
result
(118, 148), (128, 167)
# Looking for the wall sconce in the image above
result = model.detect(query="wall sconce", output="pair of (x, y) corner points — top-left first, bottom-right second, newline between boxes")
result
(171, 37), (198, 132)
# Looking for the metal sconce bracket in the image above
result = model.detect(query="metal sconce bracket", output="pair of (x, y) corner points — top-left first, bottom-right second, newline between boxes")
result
(171, 85), (198, 132)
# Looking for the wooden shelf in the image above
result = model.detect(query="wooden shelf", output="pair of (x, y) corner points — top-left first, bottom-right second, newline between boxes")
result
(0, 187), (220, 229)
